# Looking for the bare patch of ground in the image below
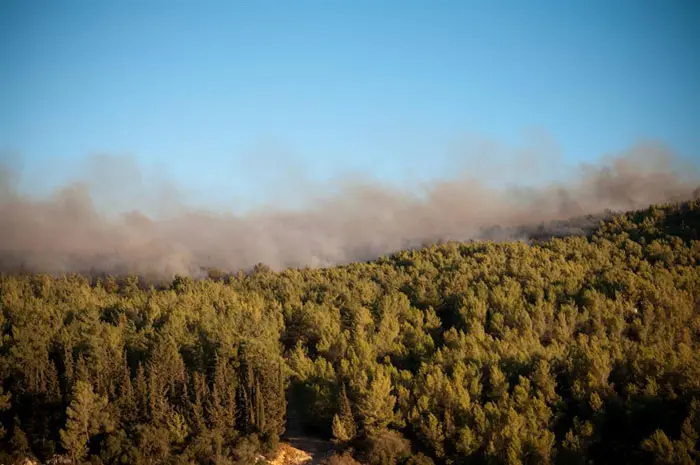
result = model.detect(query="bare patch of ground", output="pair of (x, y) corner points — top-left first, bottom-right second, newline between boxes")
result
(267, 439), (334, 465)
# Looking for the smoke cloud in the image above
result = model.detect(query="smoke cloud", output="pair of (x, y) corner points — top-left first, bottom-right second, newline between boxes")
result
(0, 141), (698, 278)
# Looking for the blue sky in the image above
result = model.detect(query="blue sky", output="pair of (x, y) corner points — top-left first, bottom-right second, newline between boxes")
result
(1, 0), (699, 207)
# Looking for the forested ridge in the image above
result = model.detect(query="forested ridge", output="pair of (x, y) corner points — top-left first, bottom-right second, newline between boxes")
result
(1, 199), (699, 465)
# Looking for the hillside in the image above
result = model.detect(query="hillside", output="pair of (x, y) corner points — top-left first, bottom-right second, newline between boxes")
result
(0, 200), (699, 464)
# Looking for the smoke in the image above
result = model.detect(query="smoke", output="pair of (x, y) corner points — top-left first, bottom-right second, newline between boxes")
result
(0, 141), (698, 278)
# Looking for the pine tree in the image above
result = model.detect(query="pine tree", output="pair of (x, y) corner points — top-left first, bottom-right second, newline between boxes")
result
(117, 362), (137, 424)
(191, 371), (208, 434)
(59, 380), (114, 461)
(75, 354), (90, 386)
(332, 414), (351, 444)
(332, 384), (357, 443)
(358, 370), (396, 436)
(62, 345), (75, 400)
(134, 363), (149, 418)
(46, 359), (62, 402)
(0, 385), (10, 440)
(207, 355), (237, 433)
(10, 418), (30, 459)
(255, 377), (265, 431)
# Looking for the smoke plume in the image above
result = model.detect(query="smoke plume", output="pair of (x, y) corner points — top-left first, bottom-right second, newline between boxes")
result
(0, 141), (698, 278)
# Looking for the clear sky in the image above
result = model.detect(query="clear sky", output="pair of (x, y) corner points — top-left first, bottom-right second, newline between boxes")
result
(1, 0), (699, 208)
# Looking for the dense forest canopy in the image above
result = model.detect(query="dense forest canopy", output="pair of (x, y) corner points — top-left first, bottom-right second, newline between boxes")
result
(1, 199), (699, 464)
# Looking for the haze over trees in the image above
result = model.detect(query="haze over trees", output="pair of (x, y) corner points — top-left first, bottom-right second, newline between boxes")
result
(1, 147), (698, 277)
(0, 199), (699, 464)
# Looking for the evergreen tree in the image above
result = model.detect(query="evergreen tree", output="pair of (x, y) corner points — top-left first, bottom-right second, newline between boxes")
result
(332, 384), (357, 443)
(0, 386), (10, 440)
(59, 380), (114, 461)
(358, 370), (396, 436)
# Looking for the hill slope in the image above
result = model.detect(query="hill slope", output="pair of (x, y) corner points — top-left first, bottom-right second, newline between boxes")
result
(0, 200), (699, 464)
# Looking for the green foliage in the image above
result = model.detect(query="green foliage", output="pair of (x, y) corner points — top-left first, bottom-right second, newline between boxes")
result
(362, 429), (412, 465)
(332, 385), (357, 444)
(1, 199), (700, 464)
(358, 368), (397, 436)
(322, 451), (363, 465)
(0, 385), (10, 440)
(59, 380), (114, 461)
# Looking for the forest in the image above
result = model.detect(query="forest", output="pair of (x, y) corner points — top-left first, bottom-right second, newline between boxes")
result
(0, 199), (699, 464)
